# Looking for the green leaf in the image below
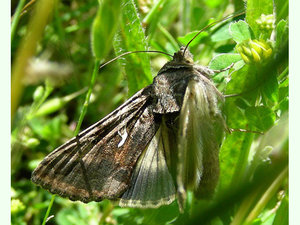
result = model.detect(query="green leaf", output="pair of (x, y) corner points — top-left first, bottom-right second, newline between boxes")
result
(177, 31), (209, 47)
(56, 208), (86, 225)
(113, 0), (152, 96)
(225, 64), (259, 104)
(219, 97), (254, 190)
(233, 60), (246, 71)
(261, 74), (279, 106)
(34, 88), (86, 117)
(209, 54), (243, 88)
(275, 20), (288, 52)
(142, 0), (167, 25)
(211, 22), (232, 42)
(229, 21), (253, 43)
(209, 53), (242, 70)
(246, 0), (273, 37)
(28, 115), (67, 146)
(91, 0), (123, 59)
(273, 194), (288, 225)
(274, 0), (288, 23)
(278, 78), (288, 104)
(204, 0), (223, 8)
(245, 106), (276, 131)
(141, 203), (179, 225)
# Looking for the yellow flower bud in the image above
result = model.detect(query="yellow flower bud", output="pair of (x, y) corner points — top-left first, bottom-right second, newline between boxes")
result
(236, 39), (272, 64)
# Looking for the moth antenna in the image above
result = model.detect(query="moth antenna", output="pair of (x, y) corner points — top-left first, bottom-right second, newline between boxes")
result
(99, 50), (173, 70)
(183, 11), (245, 56)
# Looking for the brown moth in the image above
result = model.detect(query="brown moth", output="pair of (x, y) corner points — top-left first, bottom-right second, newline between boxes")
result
(31, 46), (231, 211)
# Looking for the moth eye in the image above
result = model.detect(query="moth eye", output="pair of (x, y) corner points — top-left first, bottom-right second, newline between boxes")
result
(185, 57), (193, 64)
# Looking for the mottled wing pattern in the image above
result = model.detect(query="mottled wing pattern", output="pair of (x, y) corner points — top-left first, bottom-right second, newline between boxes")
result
(177, 76), (225, 208)
(119, 126), (176, 208)
(31, 86), (160, 203)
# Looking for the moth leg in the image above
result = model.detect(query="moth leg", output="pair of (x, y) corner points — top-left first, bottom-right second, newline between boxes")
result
(224, 93), (241, 98)
(194, 65), (215, 76)
(194, 63), (234, 77)
(211, 63), (234, 73)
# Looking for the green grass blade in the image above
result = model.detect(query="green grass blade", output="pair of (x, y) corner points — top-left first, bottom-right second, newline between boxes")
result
(11, 0), (26, 42)
(41, 195), (56, 225)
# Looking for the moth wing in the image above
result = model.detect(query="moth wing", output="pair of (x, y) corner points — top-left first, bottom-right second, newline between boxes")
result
(31, 86), (160, 203)
(119, 126), (176, 208)
(177, 77), (225, 207)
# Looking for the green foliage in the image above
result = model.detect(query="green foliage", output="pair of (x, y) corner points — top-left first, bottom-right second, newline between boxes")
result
(113, 0), (152, 96)
(11, 0), (288, 225)
(246, 0), (273, 38)
(91, 0), (122, 59)
(230, 21), (253, 43)
(178, 31), (209, 47)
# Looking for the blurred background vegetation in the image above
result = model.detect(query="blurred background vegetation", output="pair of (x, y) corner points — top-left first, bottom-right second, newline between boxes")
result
(11, 0), (288, 224)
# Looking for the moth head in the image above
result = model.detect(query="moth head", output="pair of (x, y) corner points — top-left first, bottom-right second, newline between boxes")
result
(172, 47), (194, 64)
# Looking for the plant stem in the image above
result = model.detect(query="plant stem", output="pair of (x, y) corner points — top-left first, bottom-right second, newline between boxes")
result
(230, 188), (260, 225)
(158, 23), (179, 51)
(230, 133), (254, 189)
(11, 0), (27, 42)
(142, 0), (166, 25)
(41, 194), (56, 225)
(11, 0), (56, 119)
(74, 59), (100, 136)
(244, 166), (288, 224)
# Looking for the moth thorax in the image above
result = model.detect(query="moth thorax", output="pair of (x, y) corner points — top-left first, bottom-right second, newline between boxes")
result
(173, 47), (194, 64)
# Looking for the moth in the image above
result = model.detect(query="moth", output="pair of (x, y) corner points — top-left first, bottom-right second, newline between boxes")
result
(32, 28), (234, 210)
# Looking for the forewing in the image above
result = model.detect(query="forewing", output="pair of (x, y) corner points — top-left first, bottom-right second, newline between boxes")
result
(119, 126), (176, 208)
(31, 86), (160, 203)
(177, 77), (225, 208)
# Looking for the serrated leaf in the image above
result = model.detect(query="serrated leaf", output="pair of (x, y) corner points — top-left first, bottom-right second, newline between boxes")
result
(91, 0), (122, 59)
(245, 106), (276, 131)
(113, 0), (152, 96)
(229, 21), (253, 43)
